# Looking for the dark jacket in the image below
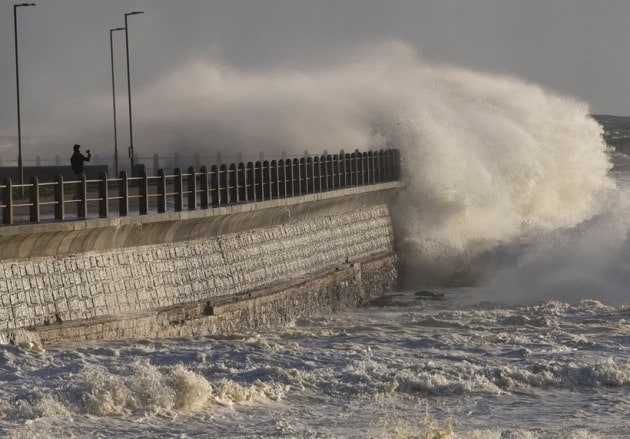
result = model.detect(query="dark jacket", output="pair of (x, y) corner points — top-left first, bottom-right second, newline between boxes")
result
(71, 151), (91, 175)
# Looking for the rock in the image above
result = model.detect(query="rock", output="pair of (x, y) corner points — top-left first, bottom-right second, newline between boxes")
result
(414, 290), (446, 300)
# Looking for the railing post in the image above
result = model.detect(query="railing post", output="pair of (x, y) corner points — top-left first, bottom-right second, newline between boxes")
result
(285, 159), (293, 196)
(157, 169), (166, 213)
(394, 149), (401, 179)
(255, 161), (263, 200)
(306, 157), (314, 194)
(299, 158), (306, 194)
(326, 155), (333, 191)
(382, 150), (390, 180)
(210, 165), (219, 206)
(219, 164), (228, 205)
(29, 176), (40, 223)
(388, 149), (395, 180)
(228, 164), (237, 203)
(174, 167), (183, 212)
(246, 162), (255, 201)
(289, 158), (296, 196)
(119, 171), (129, 216)
(347, 152), (354, 186)
(140, 169), (149, 215)
(352, 151), (359, 185)
(278, 159), (286, 198)
(188, 166), (197, 210)
(54, 175), (64, 221)
(393, 149), (398, 180)
(271, 160), (279, 198)
(354, 151), (359, 185)
(360, 151), (365, 185)
(313, 157), (320, 193)
(374, 150), (378, 183)
(338, 150), (344, 188)
(262, 161), (270, 200)
(78, 174), (87, 218)
(153, 153), (160, 176)
(375, 150), (382, 182)
(237, 163), (246, 202)
(317, 154), (323, 192)
(2, 178), (13, 225)
(289, 158), (300, 197)
(98, 172), (109, 218)
(200, 165), (209, 209)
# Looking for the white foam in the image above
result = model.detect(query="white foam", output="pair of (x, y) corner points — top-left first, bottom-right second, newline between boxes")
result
(76, 360), (287, 416)
(130, 43), (612, 264)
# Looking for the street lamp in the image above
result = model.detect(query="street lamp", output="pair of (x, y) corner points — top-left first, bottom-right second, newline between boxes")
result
(110, 27), (125, 177)
(13, 2), (36, 194)
(124, 10), (144, 174)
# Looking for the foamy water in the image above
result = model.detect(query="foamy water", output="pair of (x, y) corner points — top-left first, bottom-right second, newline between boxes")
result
(0, 291), (627, 438)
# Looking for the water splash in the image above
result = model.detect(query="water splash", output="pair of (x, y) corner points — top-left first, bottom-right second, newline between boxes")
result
(35, 41), (616, 291)
(78, 361), (285, 415)
(132, 42), (613, 286)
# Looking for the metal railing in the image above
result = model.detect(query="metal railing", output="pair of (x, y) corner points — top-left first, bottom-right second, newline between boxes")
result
(0, 149), (400, 225)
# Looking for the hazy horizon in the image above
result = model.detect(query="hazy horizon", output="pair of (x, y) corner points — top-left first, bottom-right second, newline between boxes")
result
(2, 1), (630, 164)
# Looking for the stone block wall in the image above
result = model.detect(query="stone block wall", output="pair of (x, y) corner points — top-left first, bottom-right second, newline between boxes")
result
(33, 255), (398, 342)
(0, 205), (394, 332)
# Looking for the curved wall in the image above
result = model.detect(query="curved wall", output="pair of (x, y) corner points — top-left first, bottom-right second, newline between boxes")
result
(0, 182), (403, 340)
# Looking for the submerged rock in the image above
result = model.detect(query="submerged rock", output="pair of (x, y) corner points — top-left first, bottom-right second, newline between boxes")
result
(414, 290), (446, 300)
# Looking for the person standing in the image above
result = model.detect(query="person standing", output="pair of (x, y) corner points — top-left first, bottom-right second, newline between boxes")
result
(70, 144), (92, 200)
(70, 144), (91, 177)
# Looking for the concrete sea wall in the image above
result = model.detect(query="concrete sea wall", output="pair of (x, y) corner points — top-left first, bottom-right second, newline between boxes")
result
(0, 182), (402, 343)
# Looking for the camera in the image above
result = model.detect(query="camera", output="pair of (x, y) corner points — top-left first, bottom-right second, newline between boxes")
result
(86, 149), (91, 154)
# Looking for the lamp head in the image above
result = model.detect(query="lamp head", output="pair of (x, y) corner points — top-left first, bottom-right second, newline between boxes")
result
(15, 3), (36, 7)
(125, 11), (144, 16)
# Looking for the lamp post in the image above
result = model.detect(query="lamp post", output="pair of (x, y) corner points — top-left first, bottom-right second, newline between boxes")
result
(110, 27), (125, 177)
(13, 2), (36, 194)
(124, 11), (144, 174)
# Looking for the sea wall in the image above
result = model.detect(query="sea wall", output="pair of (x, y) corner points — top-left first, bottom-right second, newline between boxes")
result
(0, 182), (402, 342)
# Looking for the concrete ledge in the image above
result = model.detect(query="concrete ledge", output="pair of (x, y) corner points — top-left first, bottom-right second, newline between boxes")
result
(0, 182), (404, 260)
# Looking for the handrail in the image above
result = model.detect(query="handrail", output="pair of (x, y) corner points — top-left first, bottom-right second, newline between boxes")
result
(0, 148), (401, 225)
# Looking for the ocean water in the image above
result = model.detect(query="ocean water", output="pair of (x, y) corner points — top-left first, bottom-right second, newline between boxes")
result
(2, 44), (629, 437)
(0, 289), (627, 438)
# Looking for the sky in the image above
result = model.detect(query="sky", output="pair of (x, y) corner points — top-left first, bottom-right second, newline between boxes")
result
(1, 0), (630, 167)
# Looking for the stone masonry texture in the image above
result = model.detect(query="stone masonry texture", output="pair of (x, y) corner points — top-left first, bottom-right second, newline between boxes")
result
(0, 205), (395, 334)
